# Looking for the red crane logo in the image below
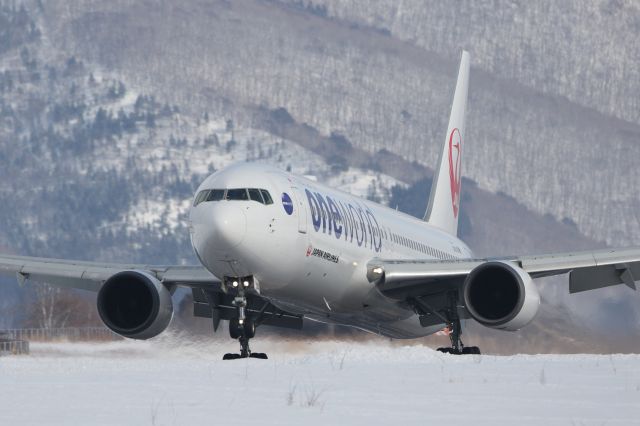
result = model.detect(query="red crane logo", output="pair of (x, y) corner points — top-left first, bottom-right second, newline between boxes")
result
(448, 128), (462, 218)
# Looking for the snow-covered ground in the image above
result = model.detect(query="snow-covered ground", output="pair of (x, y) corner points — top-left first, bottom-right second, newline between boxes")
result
(1, 339), (639, 425)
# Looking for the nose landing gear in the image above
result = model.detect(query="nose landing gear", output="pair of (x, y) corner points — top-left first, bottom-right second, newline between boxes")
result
(222, 277), (268, 360)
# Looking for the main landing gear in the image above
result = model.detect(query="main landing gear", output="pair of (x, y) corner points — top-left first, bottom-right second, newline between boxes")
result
(436, 317), (481, 355)
(222, 278), (268, 360)
(410, 292), (481, 355)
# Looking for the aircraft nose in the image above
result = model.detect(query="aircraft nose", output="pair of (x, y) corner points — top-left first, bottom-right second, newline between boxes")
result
(191, 203), (247, 260)
(210, 204), (247, 249)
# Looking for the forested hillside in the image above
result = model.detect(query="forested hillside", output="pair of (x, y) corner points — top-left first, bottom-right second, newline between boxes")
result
(37, 0), (640, 246)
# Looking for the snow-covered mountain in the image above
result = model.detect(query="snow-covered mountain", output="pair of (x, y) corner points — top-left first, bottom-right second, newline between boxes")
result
(34, 0), (640, 246)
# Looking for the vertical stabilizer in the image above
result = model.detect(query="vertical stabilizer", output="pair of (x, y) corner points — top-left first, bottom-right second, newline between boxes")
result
(423, 51), (470, 236)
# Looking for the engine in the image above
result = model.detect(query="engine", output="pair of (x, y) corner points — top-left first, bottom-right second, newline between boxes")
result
(463, 261), (540, 331)
(97, 270), (173, 339)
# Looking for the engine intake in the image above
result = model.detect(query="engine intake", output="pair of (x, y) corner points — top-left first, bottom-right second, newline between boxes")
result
(463, 261), (540, 331)
(97, 270), (173, 339)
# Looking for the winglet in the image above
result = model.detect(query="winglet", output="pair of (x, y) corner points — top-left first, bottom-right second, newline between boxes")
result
(424, 51), (470, 236)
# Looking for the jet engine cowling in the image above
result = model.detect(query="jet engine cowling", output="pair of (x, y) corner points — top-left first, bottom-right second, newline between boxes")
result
(97, 270), (173, 339)
(463, 261), (540, 331)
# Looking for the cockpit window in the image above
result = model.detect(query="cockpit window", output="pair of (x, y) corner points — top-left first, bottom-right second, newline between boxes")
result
(194, 189), (225, 206)
(226, 188), (249, 200)
(260, 189), (273, 205)
(194, 188), (273, 206)
(206, 189), (225, 202)
(193, 190), (209, 206)
(248, 188), (263, 203)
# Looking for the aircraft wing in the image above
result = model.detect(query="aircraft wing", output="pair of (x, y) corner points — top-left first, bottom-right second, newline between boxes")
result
(368, 246), (640, 300)
(0, 254), (303, 331)
(0, 254), (220, 291)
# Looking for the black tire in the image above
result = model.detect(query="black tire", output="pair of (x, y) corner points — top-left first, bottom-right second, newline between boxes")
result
(223, 353), (241, 360)
(249, 352), (268, 359)
(437, 347), (452, 354)
(229, 319), (241, 339)
(243, 320), (256, 338)
(229, 319), (255, 339)
(462, 346), (481, 355)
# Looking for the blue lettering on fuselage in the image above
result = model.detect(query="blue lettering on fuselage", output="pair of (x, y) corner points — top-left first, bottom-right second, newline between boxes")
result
(306, 189), (321, 232)
(304, 188), (382, 252)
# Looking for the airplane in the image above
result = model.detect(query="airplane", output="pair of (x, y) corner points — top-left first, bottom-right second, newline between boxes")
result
(1, 51), (638, 359)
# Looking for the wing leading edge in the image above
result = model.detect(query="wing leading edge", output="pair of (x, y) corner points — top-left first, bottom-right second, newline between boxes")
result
(0, 254), (220, 291)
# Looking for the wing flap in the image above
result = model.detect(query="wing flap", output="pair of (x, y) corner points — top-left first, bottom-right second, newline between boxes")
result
(518, 247), (640, 276)
(570, 263), (640, 293)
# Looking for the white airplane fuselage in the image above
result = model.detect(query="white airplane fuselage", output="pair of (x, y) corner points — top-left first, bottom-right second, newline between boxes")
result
(189, 163), (473, 338)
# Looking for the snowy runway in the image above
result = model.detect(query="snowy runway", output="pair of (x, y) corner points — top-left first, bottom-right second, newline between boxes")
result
(0, 339), (639, 425)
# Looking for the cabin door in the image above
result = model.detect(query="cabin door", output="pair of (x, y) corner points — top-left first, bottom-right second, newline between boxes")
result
(291, 187), (307, 234)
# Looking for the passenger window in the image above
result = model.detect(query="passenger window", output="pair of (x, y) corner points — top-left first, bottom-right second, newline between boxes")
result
(260, 189), (273, 205)
(227, 188), (249, 200)
(248, 188), (264, 204)
(206, 189), (225, 201)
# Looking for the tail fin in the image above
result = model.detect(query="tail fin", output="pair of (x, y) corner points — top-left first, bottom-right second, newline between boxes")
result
(424, 51), (470, 236)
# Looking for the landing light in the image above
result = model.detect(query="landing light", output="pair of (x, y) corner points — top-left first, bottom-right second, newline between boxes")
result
(373, 267), (383, 274)
(243, 280), (250, 287)
(232, 281), (239, 287)
(239, 319), (244, 325)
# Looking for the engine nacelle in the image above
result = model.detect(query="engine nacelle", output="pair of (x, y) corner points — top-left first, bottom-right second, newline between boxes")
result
(463, 261), (540, 331)
(97, 270), (173, 339)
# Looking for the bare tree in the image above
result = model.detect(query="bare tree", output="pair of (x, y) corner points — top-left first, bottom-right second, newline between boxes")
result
(24, 283), (101, 329)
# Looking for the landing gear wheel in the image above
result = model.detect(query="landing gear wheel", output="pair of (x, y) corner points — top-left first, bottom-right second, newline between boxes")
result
(243, 319), (256, 339)
(249, 352), (268, 359)
(462, 346), (481, 355)
(229, 318), (241, 340)
(436, 346), (480, 355)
